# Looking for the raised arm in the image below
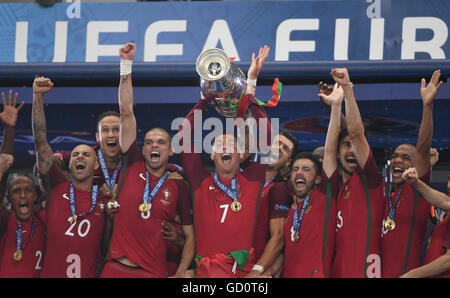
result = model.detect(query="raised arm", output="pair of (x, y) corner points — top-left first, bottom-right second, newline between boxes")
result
(0, 153), (13, 182)
(32, 77), (55, 175)
(0, 90), (23, 199)
(245, 45), (269, 97)
(0, 90), (24, 155)
(118, 42), (137, 153)
(245, 46), (272, 153)
(319, 82), (343, 178)
(318, 82), (347, 130)
(403, 167), (450, 213)
(331, 68), (370, 168)
(415, 70), (443, 177)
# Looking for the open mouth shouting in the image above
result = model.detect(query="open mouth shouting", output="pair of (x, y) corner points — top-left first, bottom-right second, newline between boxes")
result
(221, 153), (232, 165)
(391, 165), (405, 179)
(150, 151), (161, 162)
(75, 162), (86, 170)
(107, 140), (118, 148)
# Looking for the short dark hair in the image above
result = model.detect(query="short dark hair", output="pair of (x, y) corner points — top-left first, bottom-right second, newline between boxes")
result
(145, 127), (173, 144)
(338, 128), (368, 146)
(96, 111), (120, 132)
(6, 172), (41, 202)
(291, 151), (321, 176)
(279, 130), (299, 158)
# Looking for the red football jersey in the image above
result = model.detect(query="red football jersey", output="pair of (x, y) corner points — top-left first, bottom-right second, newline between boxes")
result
(381, 170), (431, 277)
(331, 149), (385, 278)
(423, 217), (450, 278)
(282, 169), (338, 278)
(245, 163), (288, 261)
(0, 214), (45, 277)
(39, 160), (108, 278)
(106, 141), (192, 278)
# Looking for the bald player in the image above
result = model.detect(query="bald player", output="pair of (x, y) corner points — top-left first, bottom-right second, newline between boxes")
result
(32, 76), (109, 278)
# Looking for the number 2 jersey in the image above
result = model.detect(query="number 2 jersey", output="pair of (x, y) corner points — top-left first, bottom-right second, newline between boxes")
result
(0, 213), (45, 277)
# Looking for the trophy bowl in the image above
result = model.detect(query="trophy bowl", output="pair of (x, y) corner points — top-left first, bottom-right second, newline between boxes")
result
(196, 48), (247, 118)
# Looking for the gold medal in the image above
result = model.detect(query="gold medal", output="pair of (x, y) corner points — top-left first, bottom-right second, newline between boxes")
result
(68, 215), (77, 225)
(230, 201), (242, 212)
(13, 250), (22, 261)
(292, 232), (299, 243)
(384, 218), (396, 231)
(139, 203), (151, 212)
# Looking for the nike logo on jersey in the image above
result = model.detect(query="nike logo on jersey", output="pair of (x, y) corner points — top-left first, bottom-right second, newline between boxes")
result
(209, 185), (216, 191)
(63, 193), (70, 201)
(139, 173), (147, 181)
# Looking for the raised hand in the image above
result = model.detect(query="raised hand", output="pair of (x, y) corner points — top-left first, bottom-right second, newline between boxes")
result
(119, 42), (136, 61)
(318, 82), (344, 107)
(0, 90), (24, 127)
(0, 153), (14, 174)
(330, 68), (351, 87)
(403, 167), (418, 185)
(247, 45), (270, 80)
(33, 76), (54, 95)
(420, 70), (443, 106)
(430, 148), (439, 167)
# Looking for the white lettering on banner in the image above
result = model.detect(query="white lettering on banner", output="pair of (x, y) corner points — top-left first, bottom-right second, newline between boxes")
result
(66, 254), (81, 278)
(401, 17), (448, 59)
(85, 21), (129, 62)
(275, 19), (319, 61)
(53, 22), (68, 63)
(144, 20), (187, 62)
(202, 19), (240, 61)
(334, 19), (350, 60)
(12, 16), (448, 62)
(14, 22), (28, 62)
(369, 18), (385, 60)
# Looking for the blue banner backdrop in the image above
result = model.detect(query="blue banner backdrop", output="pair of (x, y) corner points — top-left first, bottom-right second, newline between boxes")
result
(0, 0), (448, 63)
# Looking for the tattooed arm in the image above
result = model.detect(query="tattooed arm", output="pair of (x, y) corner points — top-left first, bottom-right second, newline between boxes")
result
(32, 76), (54, 175)
(118, 42), (137, 154)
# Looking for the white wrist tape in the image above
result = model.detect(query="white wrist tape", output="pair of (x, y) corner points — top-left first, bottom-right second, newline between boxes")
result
(252, 264), (264, 273)
(246, 78), (257, 87)
(120, 59), (133, 76)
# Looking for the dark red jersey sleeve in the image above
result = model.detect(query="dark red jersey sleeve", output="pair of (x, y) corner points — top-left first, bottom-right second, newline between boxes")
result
(268, 182), (291, 219)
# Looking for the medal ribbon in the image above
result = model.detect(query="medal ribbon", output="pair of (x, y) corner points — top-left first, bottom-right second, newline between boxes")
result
(16, 219), (36, 253)
(97, 149), (122, 190)
(69, 183), (99, 219)
(142, 170), (169, 206)
(263, 177), (275, 189)
(292, 195), (311, 235)
(213, 173), (238, 202)
(388, 190), (402, 221)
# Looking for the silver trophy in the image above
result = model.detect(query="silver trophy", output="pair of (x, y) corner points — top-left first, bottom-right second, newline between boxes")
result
(196, 48), (247, 118)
